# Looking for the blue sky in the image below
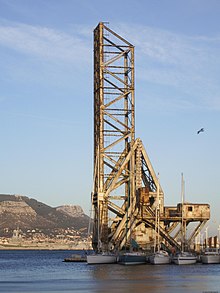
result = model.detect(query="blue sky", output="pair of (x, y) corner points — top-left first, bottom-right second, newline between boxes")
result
(0, 0), (220, 236)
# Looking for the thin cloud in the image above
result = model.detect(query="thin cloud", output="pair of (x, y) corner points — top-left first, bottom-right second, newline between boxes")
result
(116, 23), (220, 66)
(0, 21), (91, 64)
(114, 23), (220, 111)
(0, 20), (219, 111)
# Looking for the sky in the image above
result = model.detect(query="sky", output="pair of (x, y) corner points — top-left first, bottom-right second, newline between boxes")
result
(0, 0), (220, 236)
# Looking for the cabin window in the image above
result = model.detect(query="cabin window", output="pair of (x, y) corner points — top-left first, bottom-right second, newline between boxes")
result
(188, 206), (193, 212)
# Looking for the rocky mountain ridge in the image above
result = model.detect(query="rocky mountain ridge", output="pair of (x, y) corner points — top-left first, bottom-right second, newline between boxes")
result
(56, 205), (85, 217)
(0, 194), (90, 238)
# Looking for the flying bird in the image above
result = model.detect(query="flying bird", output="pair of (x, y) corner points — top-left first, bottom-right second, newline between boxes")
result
(197, 128), (204, 134)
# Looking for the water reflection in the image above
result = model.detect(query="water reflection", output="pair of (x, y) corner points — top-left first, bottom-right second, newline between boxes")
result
(0, 250), (220, 293)
(88, 263), (220, 293)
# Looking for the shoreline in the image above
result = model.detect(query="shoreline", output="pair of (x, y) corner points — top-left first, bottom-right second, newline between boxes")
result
(0, 243), (92, 250)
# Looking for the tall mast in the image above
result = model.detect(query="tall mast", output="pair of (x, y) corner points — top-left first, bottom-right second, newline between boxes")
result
(181, 173), (185, 252)
(157, 174), (160, 252)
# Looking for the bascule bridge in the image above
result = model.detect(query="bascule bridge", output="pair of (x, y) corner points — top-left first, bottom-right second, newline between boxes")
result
(91, 22), (210, 253)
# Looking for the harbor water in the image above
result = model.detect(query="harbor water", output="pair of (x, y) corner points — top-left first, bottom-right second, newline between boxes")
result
(0, 250), (220, 293)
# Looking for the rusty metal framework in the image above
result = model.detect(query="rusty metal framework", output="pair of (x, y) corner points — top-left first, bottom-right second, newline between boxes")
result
(92, 22), (135, 252)
(92, 22), (210, 253)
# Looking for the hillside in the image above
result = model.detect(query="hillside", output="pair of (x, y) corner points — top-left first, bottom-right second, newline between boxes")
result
(0, 194), (90, 238)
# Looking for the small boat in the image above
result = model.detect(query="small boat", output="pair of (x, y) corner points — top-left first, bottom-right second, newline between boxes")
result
(87, 252), (117, 264)
(118, 252), (146, 265)
(149, 250), (171, 265)
(201, 248), (220, 264)
(172, 251), (197, 265)
(64, 254), (87, 262)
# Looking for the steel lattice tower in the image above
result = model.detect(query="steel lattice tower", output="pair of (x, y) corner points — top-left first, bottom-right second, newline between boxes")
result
(91, 22), (210, 253)
(92, 22), (135, 252)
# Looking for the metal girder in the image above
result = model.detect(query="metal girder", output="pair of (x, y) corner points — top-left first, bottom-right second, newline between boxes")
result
(143, 218), (181, 251)
(188, 220), (208, 244)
